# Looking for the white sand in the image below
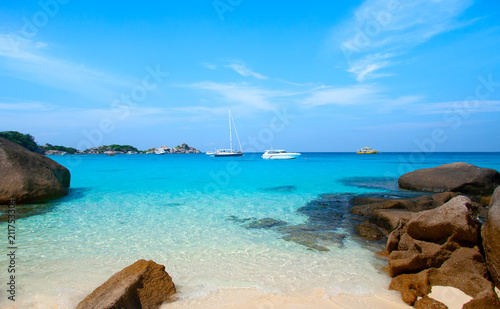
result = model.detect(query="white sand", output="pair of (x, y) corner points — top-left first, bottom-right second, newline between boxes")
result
(162, 287), (411, 309)
(427, 286), (473, 309)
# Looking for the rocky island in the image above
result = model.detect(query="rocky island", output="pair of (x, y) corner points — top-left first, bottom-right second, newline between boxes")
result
(0, 131), (202, 155)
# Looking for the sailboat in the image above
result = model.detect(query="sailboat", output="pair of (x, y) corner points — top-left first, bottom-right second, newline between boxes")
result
(213, 108), (243, 157)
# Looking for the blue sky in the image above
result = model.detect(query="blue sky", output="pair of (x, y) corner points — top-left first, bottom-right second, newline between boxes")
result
(0, 0), (499, 152)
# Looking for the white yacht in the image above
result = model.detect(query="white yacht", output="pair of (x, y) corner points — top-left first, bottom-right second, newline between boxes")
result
(155, 148), (167, 155)
(213, 108), (243, 157)
(261, 149), (301, 160)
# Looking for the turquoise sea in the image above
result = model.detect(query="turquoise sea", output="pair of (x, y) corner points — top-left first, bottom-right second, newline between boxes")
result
(1, 152), (500, 308)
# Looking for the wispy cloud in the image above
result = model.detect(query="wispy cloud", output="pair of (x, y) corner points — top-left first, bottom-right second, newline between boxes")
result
(301, 84), (380, 107)
(300, 83), (424, 111)
(0, 101), (54, 111)
(201, 62), (218, 70)
(409, 100), (500, 115)
(188, 81), (277, 111)
(336, 0), (474, 81)
(0, 34), (133, 102)
(224, 61), (268, 80)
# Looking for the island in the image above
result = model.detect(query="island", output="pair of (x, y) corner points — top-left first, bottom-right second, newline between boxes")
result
(0, 131), (201, 155)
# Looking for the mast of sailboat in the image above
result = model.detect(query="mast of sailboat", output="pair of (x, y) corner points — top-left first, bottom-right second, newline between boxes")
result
(231, 111), (243, 153)
(228, 108), (233, 151)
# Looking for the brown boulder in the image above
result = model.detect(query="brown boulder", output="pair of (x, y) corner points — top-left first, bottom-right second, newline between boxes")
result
(406, 196), (480, 244)
(388, 239), (460, 277)
(427, 247), (493, 299)
(398, 162), (500, 194)
(77, 259), (176, 309)
(482, 186), (500, 288)
(0, 137), (70, 204)
(413, 296), (448, 309)
(463, 294), (500, 309)
(431, 192), (459, 207)
(389, 271), (431, 305)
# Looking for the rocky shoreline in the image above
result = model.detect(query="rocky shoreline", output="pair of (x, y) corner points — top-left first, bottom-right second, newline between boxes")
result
(348, 162), (500, 308)
(77, 162), (500, 308)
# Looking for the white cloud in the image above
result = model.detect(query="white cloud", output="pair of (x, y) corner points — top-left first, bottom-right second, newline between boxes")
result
(224, 61), (268, 80)
(337, 0), (474, 81)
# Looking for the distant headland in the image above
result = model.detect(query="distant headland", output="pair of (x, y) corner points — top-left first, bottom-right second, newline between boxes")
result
(0, 131), (201, 155)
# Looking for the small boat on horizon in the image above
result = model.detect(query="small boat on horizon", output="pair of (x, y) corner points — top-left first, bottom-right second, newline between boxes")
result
(261, 149), (301, 160)
(155, 148), (167, 155)
(212, 108), (243, 157)
(357, 147), (379, 154)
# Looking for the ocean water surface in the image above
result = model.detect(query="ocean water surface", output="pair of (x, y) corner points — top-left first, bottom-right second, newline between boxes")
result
(1, 152), (499, 308)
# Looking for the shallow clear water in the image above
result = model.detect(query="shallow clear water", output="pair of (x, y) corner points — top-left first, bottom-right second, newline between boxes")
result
(1, 152), (499, 308)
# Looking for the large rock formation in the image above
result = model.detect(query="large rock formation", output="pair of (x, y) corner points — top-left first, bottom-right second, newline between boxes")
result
(349, 192), (459, 239)
(387, 196), (500, 307)
(482, 186), (500, 288)
(0, 137), (70, 204)
(77, 259), (176, 309)
(398, 162), (500, 195)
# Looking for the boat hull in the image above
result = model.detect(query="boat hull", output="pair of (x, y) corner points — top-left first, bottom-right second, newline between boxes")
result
(262, 154), (300, 160)
(213, 152), (243, 157)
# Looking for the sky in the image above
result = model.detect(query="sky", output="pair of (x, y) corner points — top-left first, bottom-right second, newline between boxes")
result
(0, 0), (499, 152)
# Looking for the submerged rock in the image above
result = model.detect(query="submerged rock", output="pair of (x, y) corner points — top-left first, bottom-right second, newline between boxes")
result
(261, 185), (297, 192)
(77, 259), (176, 309)
(245, 218), (288, 229)
(227, 194), (351, 251)
(279, 227), (345, 252)
(354, 221), (384, 240)
(398, 162), (500, 195)
(0, 137), (71, 204)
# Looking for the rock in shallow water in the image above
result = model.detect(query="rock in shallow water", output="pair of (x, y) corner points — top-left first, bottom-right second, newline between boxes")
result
(245, 218), (288, 229)
(227, 194), (352, 251)
(261, 185), (297, 192)
(0, 137), (70, 204)
(77, 259), (176, 309)
(398, 162), (500, 195)
(354, 221), (384, 240)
